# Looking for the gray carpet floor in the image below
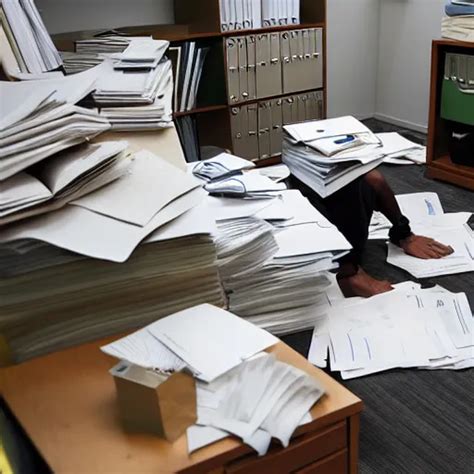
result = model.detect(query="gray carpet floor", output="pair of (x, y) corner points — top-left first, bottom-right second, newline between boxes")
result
(282, 119), (474, 473)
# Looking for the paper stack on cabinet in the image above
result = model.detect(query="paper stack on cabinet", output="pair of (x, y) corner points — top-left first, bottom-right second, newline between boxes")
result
(308, 284), (474, 379)
(442, 1), (474, 41)
(0, 198), (226, 363)
(282, 116), (386, 198)
(102, 304), (324, 456)
(0, 0), (63, 78)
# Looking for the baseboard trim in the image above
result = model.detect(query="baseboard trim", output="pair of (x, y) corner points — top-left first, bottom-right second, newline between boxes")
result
(373, 113), (428, 134)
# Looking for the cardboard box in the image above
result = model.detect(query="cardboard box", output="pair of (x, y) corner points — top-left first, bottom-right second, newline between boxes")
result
(111, 361), (197, 442)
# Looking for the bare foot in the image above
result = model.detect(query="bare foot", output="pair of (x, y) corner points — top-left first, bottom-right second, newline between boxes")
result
(338, 268), (394, 298)
(400, 235), (454, 260)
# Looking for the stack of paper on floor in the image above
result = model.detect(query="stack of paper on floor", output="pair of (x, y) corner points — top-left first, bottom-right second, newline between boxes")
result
(282, 116), (385, 198)
(231, 193), (352, 335)
(0, 199), (226, 363)
(0, 65), (110, 180)
(93, 59), (173, 131)
(102, 304), (324, 456)
(0, 0), (63, 78)
(368, 192), (473, 277)
(0, 141), (131, 225)
(308, 283), (474, 378)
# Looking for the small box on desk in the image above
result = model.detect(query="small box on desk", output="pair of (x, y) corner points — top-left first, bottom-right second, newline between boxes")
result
(110, 361), (197, 442)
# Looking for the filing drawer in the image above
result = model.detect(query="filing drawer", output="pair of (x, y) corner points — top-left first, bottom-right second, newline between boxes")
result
(294, 448), (348, 474)
(225, 421), (347, 474)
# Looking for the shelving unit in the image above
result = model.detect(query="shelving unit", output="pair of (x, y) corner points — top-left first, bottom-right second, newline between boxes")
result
(52, 0), (327, 166)
(426, 40), (474, 190)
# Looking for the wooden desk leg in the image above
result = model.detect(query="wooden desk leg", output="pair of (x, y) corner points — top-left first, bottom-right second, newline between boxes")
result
(348, 414), (360, 474)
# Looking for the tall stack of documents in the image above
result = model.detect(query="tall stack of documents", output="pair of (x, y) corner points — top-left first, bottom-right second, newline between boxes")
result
(219, 0), (301, 31)
(0, 0), (63, 78)
(0, 158), (227, 363)
(308, 283), (474, 378)
(442, 1), (474, 42)
(102, 304), (324, 456)
(0, 65), (111, 181)
(173, 41), (210, 112)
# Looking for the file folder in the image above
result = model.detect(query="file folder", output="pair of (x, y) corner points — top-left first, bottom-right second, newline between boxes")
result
(311, 28), (324, 89)
(237, 36), (249, 102)
(282, 96), (296, 125)
(270, 98), (283, 156)
(246, 35), (257, 101)
(316, 90), (324, 119)
(226, 38), (240, 104)
(256, 33), (270, 98)
(269, 32), (283, 97)
(246, 104), (260, 160)
(281, 32), (292, 94)
(258, 101), (272, 159)
(231, 107), (246, 157)
(296, 93), (307, 122)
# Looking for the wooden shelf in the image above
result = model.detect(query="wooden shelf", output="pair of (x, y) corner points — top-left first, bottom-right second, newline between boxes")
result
(427, 155), (474, 190)
(173, 104), (228, 117)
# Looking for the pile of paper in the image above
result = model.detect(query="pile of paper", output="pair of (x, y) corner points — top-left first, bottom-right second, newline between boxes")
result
(75, 34), (141, 55)
(0, 65), (110, 180)
(190, 153), (255, 181)
(102, 304), (324, 456)
(378, 133), (426, 165)
(368, 192), (473, 277)
(93, 59), (174, 131)
(308, 283), (474, 378)
(0, 203), (226, 363)
(282, 116), (385, 198)
(0, 0), (63, 77)
(0, 141), (130, 225)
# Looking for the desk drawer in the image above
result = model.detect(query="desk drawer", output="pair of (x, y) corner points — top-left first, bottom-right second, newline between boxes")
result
(294, 448), (348, 474)
(225, 421), (347, 474)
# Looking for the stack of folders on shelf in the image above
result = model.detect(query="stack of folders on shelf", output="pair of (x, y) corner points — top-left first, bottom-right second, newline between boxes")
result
(0, 64), (111, 181)
(231, 91), (324, 161)
(0, 0), (63, 79)
(226, 29), (323, 105)
(283, 116), (393, 198)
(102, 304), (324, 456)
(442, 1), (474, 42)
(219, 0), (301, 31)
(308, 282), (474, 378)
(172, 42), (210, 112)
(0, 152), (226, 364)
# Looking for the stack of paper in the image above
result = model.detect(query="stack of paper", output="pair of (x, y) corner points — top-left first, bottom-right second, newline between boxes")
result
(282, 116), (386, 198)
(113, 39), (169, 70)
(308, 284), (474, 378)
(0, 141), (131, 225)
(60, 51), (105, 75)
(0, 65), (110, 180)
(0, 0), (63, 77)
(0, 205), (226, 363)
(75, 34), (144, 55)
(190, 153), (256, 181)
(378, 133), (426, 165)
(214, 190), (353, 335)
(102, 304), (324, 456)
(93, 59), (174, 131)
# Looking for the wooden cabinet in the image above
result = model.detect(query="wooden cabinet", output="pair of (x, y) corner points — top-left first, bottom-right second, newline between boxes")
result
(426, 40), (474, 190)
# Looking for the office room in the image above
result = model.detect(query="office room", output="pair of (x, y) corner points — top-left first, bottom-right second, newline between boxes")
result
(0, 0), (472, 472)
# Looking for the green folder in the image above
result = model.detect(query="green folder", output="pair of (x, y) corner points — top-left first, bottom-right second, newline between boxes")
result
(441, 79), (474, 126)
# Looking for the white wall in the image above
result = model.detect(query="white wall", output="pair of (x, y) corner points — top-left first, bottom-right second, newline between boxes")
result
(326, 0), (381, 119)
(375, 0), (446, 132)
(36, 0), (174, 34)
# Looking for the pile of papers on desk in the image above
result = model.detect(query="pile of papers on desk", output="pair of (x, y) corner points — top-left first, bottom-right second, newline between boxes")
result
(442, 1), (474, 42)
(0, 65), (111, 180)
(282, 116), (428, 198)
(0, 0), (63, 78)
(369, 192), (473, 277)
(102, 304), (325, 455)
(0, 152), (227, 362)
(308, 282), (474, 378)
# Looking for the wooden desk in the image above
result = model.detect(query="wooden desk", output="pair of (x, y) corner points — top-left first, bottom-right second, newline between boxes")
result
(0, 339), (362, 474)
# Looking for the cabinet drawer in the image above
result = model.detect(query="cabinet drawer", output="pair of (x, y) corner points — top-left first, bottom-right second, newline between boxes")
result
(294, 448), (348, 474)
(225, 421), (347, 474)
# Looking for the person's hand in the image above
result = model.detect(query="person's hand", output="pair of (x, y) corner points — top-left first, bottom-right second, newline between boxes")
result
(400, 235), (454, 260)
